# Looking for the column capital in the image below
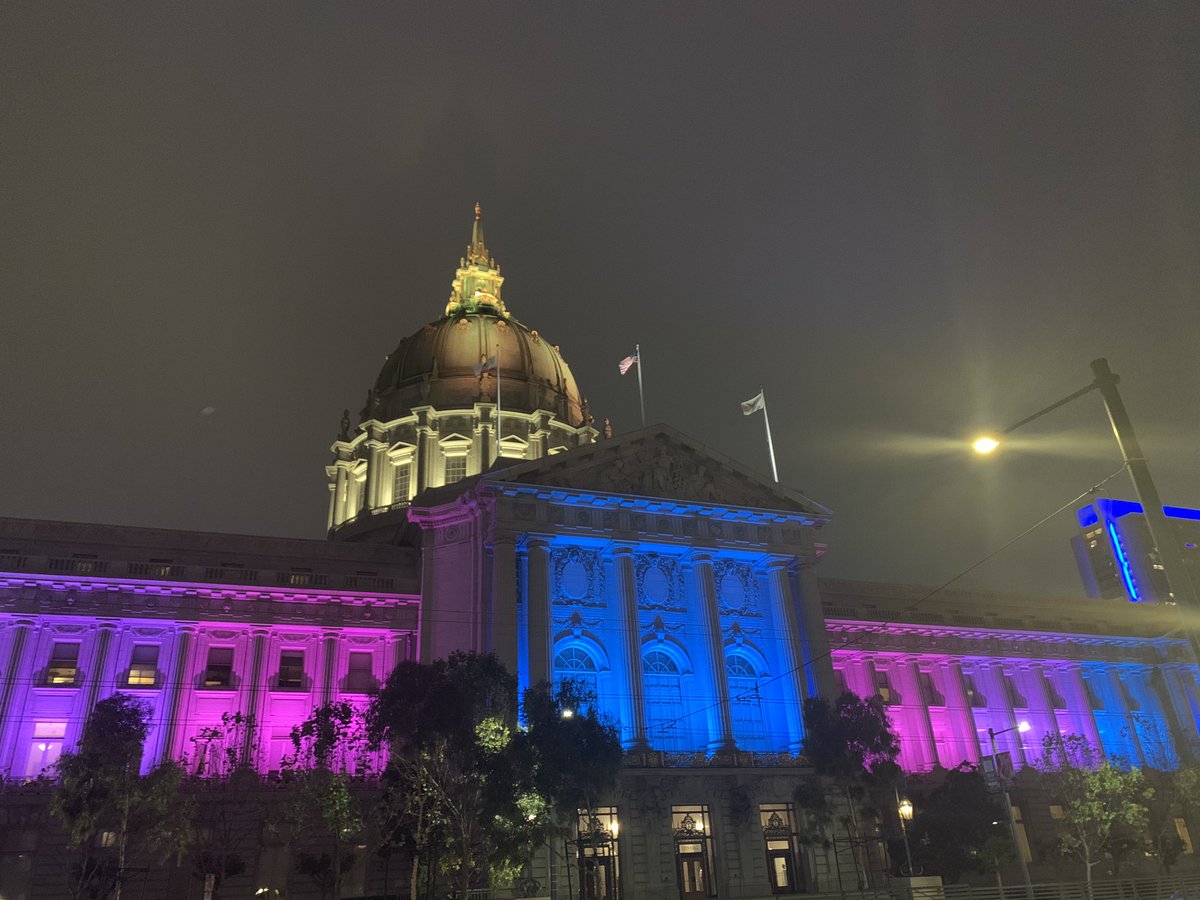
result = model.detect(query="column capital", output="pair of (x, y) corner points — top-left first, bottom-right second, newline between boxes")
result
(175, 624), (198, 636)
(763, 557), (792, 573)
(610, 544), (636, 559)
(687, 550), (715, 566)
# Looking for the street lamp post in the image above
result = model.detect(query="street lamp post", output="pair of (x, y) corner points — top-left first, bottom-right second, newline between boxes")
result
(988, 721), (1033, 900)
(972, 358), (1199, 616)
(895, 789), (915, 877)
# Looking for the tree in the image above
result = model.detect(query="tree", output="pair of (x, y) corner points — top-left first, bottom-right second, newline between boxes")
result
(283, 701), (376, 900)
(369, 652), (541, 900)
(1049, 763), (1153, 886)
(905, 765), (1006, 883)
(52, 693), (192, 900)
(518, 679), (624, 896)
(801, 692), (900, 888)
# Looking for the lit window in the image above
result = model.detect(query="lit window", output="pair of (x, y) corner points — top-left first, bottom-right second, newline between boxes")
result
(203, 647), (234, 688)
(278, 650), (304, 689)
(1176, 818), (1194, 855)
(25, 722), (66, 777)
(1049, 804), (1065, 820)
(1011, 805), (1033, 862)
(47, 643), (79, 686)
(128, 645), (159, 686)
(873, 669), (897, 705)
(760, 804), (800, 894)
(672, 806), (715, 899)
(392, 463), (411, 504)
(345, 651), (376, 693)
(444, 455), (467, 484)
(578, 806), (621, 900)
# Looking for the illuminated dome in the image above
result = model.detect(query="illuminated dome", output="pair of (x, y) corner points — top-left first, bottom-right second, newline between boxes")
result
(326, 204), (596, 535)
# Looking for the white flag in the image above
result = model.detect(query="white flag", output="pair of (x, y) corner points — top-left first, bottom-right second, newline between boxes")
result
(740, 391), (765, 416)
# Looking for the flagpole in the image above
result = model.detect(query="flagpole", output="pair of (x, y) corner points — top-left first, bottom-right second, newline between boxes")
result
(495, 339), (502, 464)
(760, 385), (779, 483)
(636, 343), (646, 427)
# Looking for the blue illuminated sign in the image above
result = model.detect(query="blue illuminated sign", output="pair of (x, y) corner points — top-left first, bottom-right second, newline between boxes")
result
(1106, 519), (1141, 603)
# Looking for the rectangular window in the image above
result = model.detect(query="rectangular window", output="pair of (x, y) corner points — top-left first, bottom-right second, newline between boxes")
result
(1049, 804), (1065, 820)
(963, 673), (987, 707)
(128, 645), (159, 686)
(759, 804), (800, 894)
(1175, 818), (1194, 855)
(1003, 673), (1027, 709)
(47, 643), (80, 686)
(873, 669), (897, 705)
(278, 650), (305, 689)
(919, 670), (945, 707)
(1045, 673), (1068, 710)
(1084, 677), (1105, 710)
(1011, 805), (1033, 862)
(25, 722), (67, 778)
(345, 651), (376, 693)
(1119, 678), (1141, 711)
(392, 463), (411, 504)
(203, 647), (234, 688)
(672, 806), (715, 900)
(444, 455), (467, 484)
(833, 668), (848, 696)
(578, 806), (621, 900)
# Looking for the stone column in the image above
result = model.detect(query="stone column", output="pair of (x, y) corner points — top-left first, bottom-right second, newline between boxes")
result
(977, 663), (1028, 767)
(612, 547), (649, 751)
(162, 626), (196, 764)
(490, 535), (520, 674)
(0, 620), (34, 771)
(940, 660), (982, 765)
(321, 631), (340, 704)
(691, 553), (735, 754)
(332, 464), (351, 524)
(242, 629), (270, 765)
(365, 439), (388, 509)
(1063, 664), (1105, 760)
(524, 540), (551, 688)
(895, 659), (937, 771)
(82, 623), (117, 716)
(765, 560), (809, 752)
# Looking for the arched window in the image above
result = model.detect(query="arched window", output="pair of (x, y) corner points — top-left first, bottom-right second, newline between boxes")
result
(644, 649), (686, 750)
(727, 653), (766, 749)
(553, 646), (599, 702)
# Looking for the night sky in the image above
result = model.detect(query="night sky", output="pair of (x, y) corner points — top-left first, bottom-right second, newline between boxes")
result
(3, 5), (1198, 598)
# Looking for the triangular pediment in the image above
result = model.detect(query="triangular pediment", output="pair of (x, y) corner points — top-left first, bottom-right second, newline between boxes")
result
(485, 425), (830, 519)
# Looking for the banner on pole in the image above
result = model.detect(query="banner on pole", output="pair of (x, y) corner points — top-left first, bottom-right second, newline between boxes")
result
(740, 391), (765, 415)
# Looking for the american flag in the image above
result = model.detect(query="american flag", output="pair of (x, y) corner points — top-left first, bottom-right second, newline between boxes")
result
(618, 352), (638, 375)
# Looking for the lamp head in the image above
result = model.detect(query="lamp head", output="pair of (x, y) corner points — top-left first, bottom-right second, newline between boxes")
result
(973, 435), (1001, 454)
(898, 798), (914, 821)
(1017, 721), (1031, 733)
(561, 708), (574, 719)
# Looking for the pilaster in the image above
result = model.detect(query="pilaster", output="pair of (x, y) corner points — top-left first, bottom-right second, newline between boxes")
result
(613, 546), (650, 751)
(242, 629), (270, 765)
(764, 560), (808, 752)
(524, 539), (551, 688)
(690, 553), (736, 754)
(321, 630), (340, 704)
(162, 625), (197, 765)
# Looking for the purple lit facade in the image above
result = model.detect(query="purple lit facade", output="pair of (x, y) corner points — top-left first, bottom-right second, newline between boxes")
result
(0, 520), (417, 780)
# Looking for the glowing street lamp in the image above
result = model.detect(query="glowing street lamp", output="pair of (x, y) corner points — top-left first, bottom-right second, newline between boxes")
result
(972, 436), (1000, 455)
(988, 721), (1033, 900)
(895, 792), (916, 877)
(970, 358), (1197, 614)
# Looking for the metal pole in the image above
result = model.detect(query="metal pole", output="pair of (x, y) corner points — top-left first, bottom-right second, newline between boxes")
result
(760, 386), (779, 483)
(990, 727), (1034, 900)
(1090, 358), (1199, 611)
(635, 344), (646, 427)
(894, 788), (914, 877)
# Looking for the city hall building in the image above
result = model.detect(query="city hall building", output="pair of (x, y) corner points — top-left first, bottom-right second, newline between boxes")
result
(1, 208), (1197, 899)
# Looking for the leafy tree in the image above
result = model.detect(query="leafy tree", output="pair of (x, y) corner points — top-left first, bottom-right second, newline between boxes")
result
(518, 679), (623, 896)
(801, 692), (900, 888)
(52, 693), (193, 900)
(369, 652), (541, 900)
(283, 701), (376, 900)
(905, 765), (1006, 883)
(1048, 762), (1153, 886)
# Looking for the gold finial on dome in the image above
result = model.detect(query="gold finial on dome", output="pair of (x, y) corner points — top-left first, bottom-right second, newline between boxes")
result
(467, 201), (489, 266)
(445, 202), (509, 317)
